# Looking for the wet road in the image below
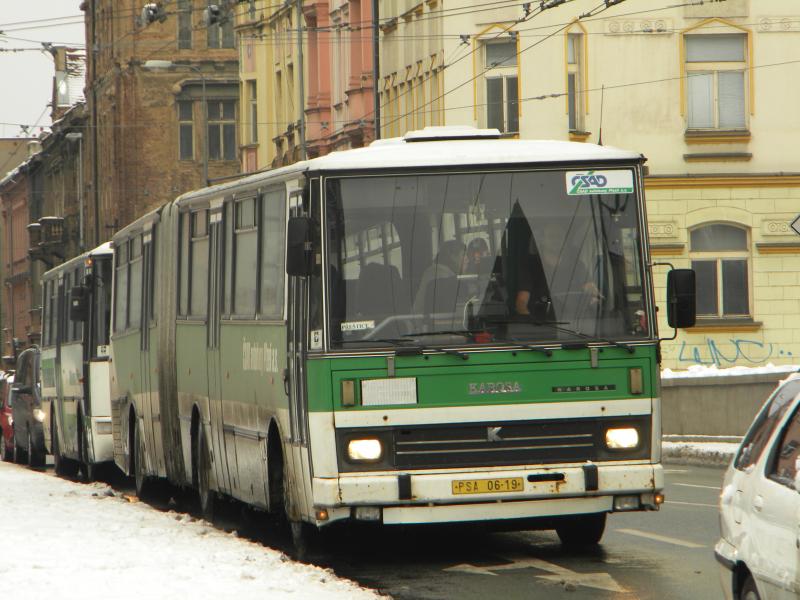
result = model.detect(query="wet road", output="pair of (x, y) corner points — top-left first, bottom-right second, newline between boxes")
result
(316, 464), (726, 600)
(36, 458), (726, 599)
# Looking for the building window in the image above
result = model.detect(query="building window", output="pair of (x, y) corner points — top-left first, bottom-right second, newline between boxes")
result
(247, 80), (258, 144)
(484, 40), (519, 134)
(690, 223), (750, 318)
(207, 100), (237, 161)
(566, 32), (585, 132)
(207, 2), (235, 49)
(178, 0), (192, 50)
(685, 33), (747, 130)
(178, 100), (194, 161)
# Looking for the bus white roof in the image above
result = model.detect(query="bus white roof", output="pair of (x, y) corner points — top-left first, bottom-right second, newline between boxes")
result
(41, 242), (113, 279)
(168, 128), (643, 213)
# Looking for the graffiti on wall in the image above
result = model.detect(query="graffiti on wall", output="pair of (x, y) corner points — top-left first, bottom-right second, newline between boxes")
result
(678, 337), (794, 366)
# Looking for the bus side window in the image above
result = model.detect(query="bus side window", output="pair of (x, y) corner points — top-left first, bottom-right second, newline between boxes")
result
(260, 187), (286, 318)
(114, 239), (129, 332)
(190, 210), (210, 317)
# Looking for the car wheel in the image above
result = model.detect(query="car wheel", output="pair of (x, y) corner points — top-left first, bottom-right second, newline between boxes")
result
(28, 430), (45, 469)
(195, 425), (215, 521)
(555, 512), (607, 547)
(740, 575), (761, 600)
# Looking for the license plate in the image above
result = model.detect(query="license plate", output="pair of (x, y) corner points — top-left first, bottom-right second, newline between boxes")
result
(451, 477), (525, 495)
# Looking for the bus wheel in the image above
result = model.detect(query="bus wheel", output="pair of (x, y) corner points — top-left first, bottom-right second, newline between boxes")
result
(78, 415), (97, 482)
(555, 512), (607, 548)
(13, 430), (28, 465)
(52, 414), (78, 478)
(195, 425), (215, 521)
(134, 422), (153, 500)
(28, 430), (45, 469)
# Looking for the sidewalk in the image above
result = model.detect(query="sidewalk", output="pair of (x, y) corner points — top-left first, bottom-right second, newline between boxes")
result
(0, 462), (380, 600)
(662, 435), (740, 467)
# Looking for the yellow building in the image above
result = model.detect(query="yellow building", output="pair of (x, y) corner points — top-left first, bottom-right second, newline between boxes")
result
(379, 0), (800, 368)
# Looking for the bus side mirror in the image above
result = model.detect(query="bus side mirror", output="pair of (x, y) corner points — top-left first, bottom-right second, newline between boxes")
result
(286, 216), (313, 277)
(70, 285), (90, 322)
(666, 269), (696, 329)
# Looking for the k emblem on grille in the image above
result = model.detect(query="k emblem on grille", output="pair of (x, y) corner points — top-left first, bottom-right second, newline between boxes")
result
(487, 426), (503, 442)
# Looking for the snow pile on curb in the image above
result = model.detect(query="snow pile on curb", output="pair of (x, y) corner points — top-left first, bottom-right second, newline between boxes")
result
(0, 463), (381, 600)
(662, 441), (738, 467)
(662, 363), (799, 379)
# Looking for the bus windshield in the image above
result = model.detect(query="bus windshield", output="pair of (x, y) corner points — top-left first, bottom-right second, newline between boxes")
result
(325, 169), (650, 349)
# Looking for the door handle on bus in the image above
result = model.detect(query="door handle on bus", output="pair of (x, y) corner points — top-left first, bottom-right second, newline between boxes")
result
(753, 495), (764, 512)
(283, 368), (290, 396)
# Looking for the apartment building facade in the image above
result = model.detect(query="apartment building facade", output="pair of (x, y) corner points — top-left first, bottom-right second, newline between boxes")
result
(235, 0), (376, 171)
(81, 0), (240, 241)
(378, 0), (800, 368)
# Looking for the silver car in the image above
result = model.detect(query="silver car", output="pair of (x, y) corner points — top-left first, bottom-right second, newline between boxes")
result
(716, 372), (800, 600)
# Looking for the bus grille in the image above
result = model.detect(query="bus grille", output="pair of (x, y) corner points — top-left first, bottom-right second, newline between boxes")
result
(336, 416), (651, 472)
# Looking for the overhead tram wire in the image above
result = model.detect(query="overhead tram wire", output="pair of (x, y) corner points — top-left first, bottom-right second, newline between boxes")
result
(381, 0), (614, 133)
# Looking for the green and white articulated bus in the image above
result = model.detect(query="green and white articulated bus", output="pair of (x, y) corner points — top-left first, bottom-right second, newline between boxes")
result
(109, 127), (694, 545)
(41, 242), (115, 479)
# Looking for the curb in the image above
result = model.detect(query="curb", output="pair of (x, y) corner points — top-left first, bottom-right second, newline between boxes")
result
(662, 441), (738, 467)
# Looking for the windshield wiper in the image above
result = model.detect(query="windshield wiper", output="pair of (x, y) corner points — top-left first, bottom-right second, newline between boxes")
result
(498, 320), (635, 354)
(342, 335), (469, 359)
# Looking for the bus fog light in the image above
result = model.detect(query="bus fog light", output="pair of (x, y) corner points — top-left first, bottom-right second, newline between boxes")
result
(605, 427), (639, 449)
(353, 506), (382, 521)
(614, 495), (640, 511)
(347, 438), (383, 462)
(33, 409), (46, 423)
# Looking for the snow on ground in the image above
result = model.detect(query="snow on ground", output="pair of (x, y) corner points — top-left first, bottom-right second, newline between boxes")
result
(0, 463), (381, 600)
(662, 363), (799, 379)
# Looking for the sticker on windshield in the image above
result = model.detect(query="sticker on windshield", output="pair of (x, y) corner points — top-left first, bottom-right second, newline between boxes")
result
(566, 170), (634, 195)
(341, 320), (375, 332)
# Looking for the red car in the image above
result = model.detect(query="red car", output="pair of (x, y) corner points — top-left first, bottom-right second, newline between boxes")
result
(0, 373), (14, 461)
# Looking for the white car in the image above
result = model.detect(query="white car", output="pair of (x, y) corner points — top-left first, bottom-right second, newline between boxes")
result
(716, 372), (800, 600)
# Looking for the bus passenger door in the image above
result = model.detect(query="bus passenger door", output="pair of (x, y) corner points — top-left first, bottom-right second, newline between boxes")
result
(207, 207), (232, 494)
(140, 231), (163, 475)
(285, 192), (313, 521)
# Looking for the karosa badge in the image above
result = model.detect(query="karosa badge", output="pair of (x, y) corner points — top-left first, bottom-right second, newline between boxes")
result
(468, 382), (522, 395)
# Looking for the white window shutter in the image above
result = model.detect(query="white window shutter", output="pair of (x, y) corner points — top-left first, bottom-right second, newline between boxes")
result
(718, 71), (746, 129)
(687, 72), (714, 128)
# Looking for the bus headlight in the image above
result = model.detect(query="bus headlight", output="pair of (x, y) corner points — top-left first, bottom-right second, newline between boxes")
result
(33, 409), (46, 423)
(347, 438), (383, 462)
(605, 427), (639, 450)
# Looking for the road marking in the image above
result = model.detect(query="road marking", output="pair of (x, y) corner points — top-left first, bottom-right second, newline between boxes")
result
(615, 528), (705, 548)
(445, 555), (626, 593)
(666, 499), (718, 508)
(673, 483), (721, 490)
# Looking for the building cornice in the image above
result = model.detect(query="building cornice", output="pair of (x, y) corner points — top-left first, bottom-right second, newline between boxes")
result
(645, 174), (800, 189)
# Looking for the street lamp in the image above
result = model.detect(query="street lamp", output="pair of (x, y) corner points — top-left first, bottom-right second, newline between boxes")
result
(142, 59), (208, 186)
(65, 132), (84, 251)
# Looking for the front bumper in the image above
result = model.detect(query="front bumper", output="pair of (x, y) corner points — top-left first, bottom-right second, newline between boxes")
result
(312, 462), (663, 525)
(714, 538), (737, 600)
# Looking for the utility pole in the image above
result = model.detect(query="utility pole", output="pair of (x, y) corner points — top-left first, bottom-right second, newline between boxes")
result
(297, 0), (306, 160)
(372, 0), (380, 139)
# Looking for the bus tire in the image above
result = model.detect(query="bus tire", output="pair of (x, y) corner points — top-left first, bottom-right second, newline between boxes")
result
(195, 425), (215, 521)
(78, 414), (97, 482)
(14, 429), (28, 465)
(52, 413), (78, 478)
(134, 421), (153, 500)
(555, 512), (607, 547)
(28, 429), (45, 469)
